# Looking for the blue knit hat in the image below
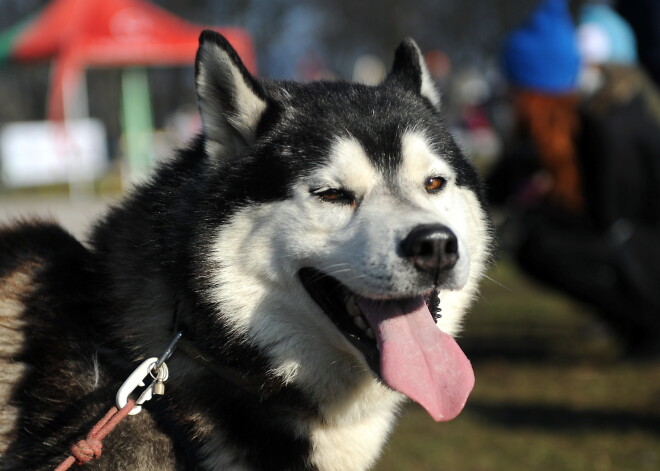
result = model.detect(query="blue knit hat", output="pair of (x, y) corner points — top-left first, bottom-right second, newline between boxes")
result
(502, 0), (580, 94)
(578, 4), (637, 65)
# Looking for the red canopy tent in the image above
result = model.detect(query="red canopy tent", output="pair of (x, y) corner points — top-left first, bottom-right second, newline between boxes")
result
(1, 0), (256, 120)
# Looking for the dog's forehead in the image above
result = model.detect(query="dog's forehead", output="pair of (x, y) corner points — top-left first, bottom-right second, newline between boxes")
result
(249, 79), (478, 200)
(274, 80), (435, 151)
(310, 130), (454, 189)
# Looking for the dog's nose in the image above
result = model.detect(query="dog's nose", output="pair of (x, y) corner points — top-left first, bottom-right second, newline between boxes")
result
(401, 224), (459, 277)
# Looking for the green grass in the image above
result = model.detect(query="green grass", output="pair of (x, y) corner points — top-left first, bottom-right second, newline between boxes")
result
(375, 258), (660, 471)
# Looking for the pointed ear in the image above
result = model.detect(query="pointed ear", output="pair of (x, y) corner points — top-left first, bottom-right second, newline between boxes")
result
(385, 38), (441, 110)
(195, 30), (268, 157)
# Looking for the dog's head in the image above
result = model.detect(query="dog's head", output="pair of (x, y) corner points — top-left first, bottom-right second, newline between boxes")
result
(193, 31), (491, 421)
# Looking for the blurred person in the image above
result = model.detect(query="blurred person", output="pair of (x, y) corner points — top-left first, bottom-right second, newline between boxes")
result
(573, 3), (660, 353)
(510, 1), (660, 356)
(489, 0), (583, 215)
(576, 2), (660, 222)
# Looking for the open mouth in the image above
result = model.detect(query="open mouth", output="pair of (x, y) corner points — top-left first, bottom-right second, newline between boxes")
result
(298, 266), (475, 422)
(298, 267), (440, 374)
(298, 267), (380, 373)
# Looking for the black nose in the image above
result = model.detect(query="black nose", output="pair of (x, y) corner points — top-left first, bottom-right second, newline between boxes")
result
(401, 224), (459, 277)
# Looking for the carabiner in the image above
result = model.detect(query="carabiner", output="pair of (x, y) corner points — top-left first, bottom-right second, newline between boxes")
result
(116, 357), (158, 415)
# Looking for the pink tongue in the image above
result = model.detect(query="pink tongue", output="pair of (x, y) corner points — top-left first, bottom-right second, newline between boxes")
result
(357, 296), (474, 421)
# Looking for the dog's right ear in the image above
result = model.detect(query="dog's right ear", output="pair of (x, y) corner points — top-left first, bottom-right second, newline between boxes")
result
(195, 30), (268, 158)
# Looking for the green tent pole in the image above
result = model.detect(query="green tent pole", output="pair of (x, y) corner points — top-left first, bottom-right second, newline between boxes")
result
(121, 66), (154, 186)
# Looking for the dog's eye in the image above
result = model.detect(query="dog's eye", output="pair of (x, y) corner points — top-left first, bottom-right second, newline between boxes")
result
(424, 176), (447, 194)
(313, 188), (356, 206)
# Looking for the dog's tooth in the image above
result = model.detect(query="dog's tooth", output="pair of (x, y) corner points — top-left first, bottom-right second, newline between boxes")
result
(354, 316), (368, 331)
(365, 328), (375, 340)
(346, 296), (362, 317)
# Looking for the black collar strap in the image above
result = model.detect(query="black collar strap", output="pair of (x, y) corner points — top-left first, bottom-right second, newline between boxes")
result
(176, 339), (285, 398)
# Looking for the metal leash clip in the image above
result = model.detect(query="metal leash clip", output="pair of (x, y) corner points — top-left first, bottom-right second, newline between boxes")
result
(115, 358), (167, 415)
(115, 332), (181, 415)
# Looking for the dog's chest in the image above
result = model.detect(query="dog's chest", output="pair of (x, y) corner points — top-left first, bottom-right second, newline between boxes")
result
(307, 407), (400, 471)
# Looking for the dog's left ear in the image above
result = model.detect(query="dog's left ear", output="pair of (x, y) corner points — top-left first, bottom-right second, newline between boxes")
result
(195, 30), (268, 158)
(385, 38), (441, 110)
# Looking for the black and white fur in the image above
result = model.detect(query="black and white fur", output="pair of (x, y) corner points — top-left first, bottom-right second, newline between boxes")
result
(0, 31), (491, 470)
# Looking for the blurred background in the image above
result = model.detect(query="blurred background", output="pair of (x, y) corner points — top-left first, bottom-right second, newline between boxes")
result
(0, 0), (659, 469)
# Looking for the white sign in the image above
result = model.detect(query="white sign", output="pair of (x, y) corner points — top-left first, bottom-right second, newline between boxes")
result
(1, 119), (108, 187)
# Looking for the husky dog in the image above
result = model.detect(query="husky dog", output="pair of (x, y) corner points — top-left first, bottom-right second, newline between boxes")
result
(0, 31), (491, 470)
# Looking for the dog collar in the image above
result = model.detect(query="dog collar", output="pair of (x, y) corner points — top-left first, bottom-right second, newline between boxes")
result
(176, 338), (285, 398)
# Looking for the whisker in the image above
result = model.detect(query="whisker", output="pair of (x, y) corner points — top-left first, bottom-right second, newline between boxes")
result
(318, 271), (351, 280)
(306, 265), (354, 284)
(341, 273), (367, 284)
(483, 274), (511, 291)
(320, 263), (351, 271)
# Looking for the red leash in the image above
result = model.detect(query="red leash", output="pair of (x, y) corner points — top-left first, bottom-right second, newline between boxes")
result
(53, 334), (181, 470)
(54, 398), (136, 471)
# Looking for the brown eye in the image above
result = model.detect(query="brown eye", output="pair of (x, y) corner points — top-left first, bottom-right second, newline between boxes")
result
(313, 188), (356, 206)
(424, 176), (446, 193)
